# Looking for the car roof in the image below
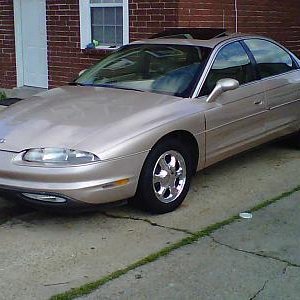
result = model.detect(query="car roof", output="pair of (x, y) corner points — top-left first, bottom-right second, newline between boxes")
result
(131, 33), (260, 49)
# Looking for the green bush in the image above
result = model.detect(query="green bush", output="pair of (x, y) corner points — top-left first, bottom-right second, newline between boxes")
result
(0, 91), (7, 101)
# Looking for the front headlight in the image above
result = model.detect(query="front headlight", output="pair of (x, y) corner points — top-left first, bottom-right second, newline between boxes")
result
(22, 148), (99, 165)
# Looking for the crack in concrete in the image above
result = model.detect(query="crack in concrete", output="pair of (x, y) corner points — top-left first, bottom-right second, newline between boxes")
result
(210, 236), (300, 268)
(101, 211), (194, 235)
(249, 263), (290, 300)
(249, 280), (268, 300)
(211, 237), (298, 300)
(44, 281), (70, 287)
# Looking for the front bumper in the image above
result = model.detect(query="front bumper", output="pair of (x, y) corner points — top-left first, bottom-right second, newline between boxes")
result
(0, 150), (148, 206)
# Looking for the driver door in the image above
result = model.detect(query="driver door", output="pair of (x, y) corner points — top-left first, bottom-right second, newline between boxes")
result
(200, 42), (268, 166)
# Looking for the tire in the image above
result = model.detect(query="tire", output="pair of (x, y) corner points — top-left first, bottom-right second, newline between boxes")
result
(295, 131), (300, 148)
(135, 138), (194, 214)
(287, 130), (300, 148)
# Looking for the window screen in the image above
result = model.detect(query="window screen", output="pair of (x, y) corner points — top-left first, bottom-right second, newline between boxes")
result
(90, 0), (123, 46)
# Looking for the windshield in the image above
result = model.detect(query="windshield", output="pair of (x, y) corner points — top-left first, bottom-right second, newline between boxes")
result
(75, 44), (211, 98)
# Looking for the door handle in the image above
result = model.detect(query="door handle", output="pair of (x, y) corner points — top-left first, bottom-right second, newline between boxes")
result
(254, 100), (263, 105)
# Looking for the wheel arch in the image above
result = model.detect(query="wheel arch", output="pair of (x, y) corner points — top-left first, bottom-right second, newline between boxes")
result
(150, 130), (200, 174)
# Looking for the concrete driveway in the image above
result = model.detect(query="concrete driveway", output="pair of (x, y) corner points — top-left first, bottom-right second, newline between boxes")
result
(0, 141), (299, 300)
(83, 190), (300, 300)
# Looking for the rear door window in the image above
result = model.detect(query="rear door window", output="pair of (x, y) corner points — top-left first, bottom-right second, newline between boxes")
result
(244, 39), (297, 79)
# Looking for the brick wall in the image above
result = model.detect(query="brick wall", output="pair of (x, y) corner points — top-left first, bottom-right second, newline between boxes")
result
(0, 0), (16, 89)
(130, 0), (179, 40)
(177, 0), (300, 56)
(44, 0), (300, 88)
(46, 0), (103, 88)
(0, 0), (299, 89)
(237, 0), (300, 55)
(47, 0), (179, 88)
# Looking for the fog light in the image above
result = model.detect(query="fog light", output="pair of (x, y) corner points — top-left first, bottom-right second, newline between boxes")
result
(22, 193), (67, 203)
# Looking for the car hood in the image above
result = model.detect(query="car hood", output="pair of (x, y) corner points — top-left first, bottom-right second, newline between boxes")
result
(0, 86), (194, 155)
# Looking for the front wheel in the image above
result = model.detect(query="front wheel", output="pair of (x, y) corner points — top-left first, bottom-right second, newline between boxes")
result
(135, 139), (194, 214)
(295, 131), (300, 148)
(287, 130), (300, 148)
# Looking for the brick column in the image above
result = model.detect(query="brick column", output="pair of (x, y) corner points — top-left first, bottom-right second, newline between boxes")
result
(0, 0), (16, 89)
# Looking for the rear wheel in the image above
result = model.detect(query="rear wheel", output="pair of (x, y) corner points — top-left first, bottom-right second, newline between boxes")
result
(136, 138), (194, 214)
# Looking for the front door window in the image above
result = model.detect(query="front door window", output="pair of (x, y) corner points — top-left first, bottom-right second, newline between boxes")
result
(200, 42), (255, 96)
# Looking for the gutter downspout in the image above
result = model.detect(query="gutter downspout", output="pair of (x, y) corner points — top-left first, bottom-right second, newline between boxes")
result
(234, 0), (238, 33)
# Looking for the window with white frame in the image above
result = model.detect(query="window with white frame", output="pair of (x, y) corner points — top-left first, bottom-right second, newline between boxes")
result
(79, 0), (129, 49)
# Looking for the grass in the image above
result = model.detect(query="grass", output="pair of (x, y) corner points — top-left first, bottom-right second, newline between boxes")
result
(0, 91), (7, 101)
(50, 184), (300, 300)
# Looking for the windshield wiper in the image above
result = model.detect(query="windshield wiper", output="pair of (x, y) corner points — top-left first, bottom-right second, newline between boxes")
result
(108, 86), (145, 93)
(91, 84), (145, 93)
(69, 82), (145, 93)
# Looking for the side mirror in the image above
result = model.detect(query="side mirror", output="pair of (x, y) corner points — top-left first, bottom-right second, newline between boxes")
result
(79, 69), (87, 77)
(206, 78), (239, 103)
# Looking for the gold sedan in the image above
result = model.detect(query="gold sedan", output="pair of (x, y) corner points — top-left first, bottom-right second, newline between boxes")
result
(0, 33), (299, 213)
